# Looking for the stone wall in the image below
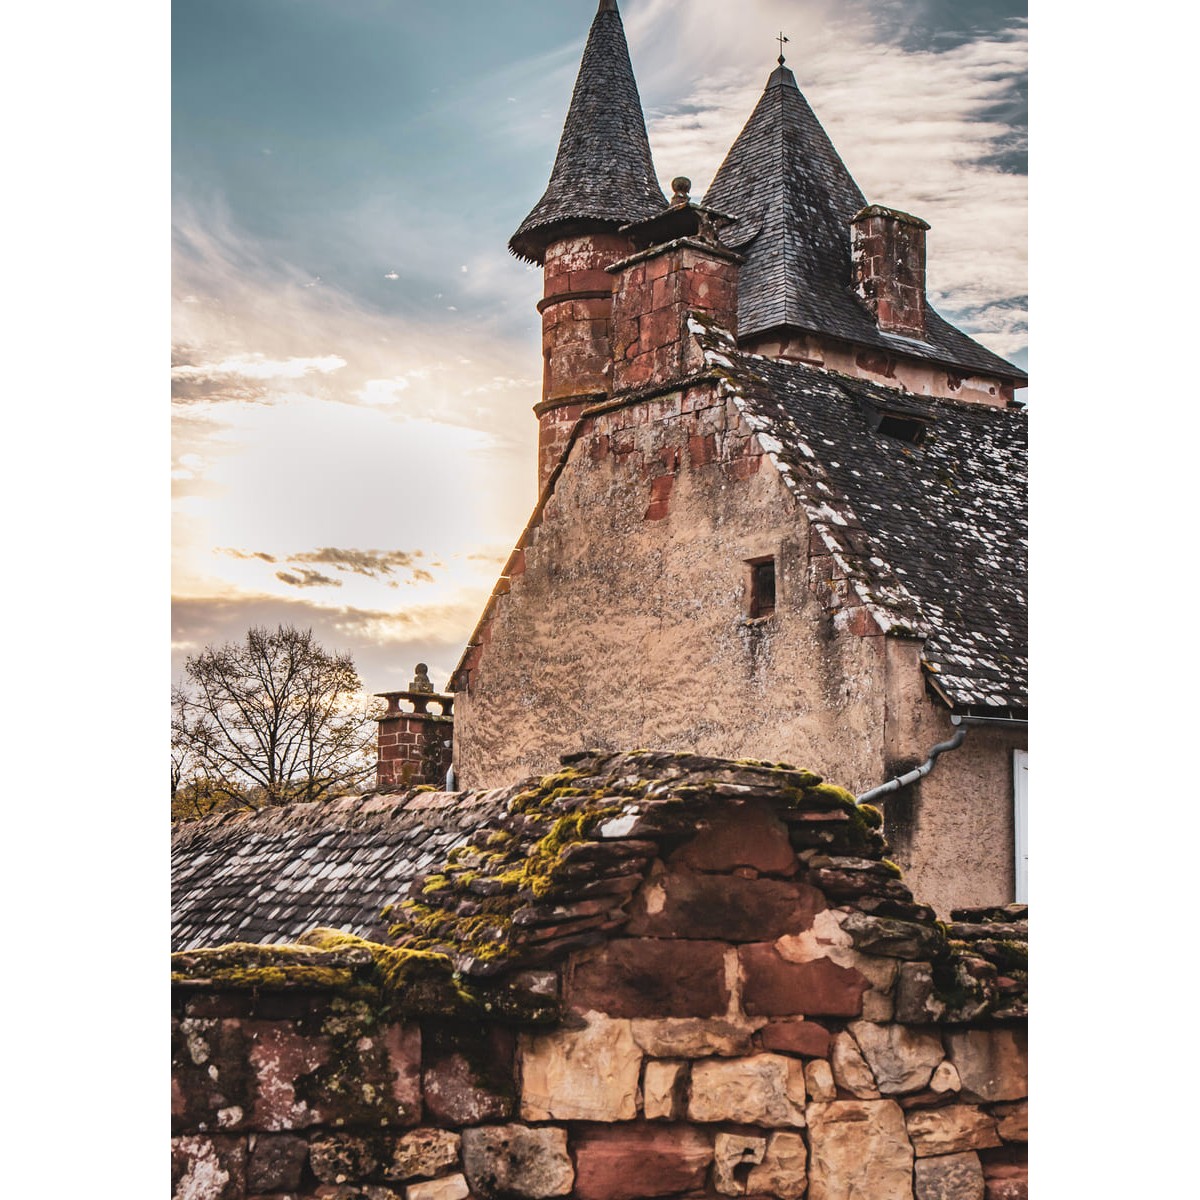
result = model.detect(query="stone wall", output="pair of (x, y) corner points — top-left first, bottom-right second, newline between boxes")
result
(173, 757), (1027, 1200)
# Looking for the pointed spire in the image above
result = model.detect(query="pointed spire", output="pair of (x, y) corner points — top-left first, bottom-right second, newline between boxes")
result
(702, 65), (867, 339)
(509, 0), (667, 263)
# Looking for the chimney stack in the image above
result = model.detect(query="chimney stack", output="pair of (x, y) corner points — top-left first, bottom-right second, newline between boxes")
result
(851, 205), (930, 340)
(374, 665), (454, 791)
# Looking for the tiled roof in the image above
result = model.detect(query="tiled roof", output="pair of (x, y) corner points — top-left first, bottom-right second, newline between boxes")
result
(509, 0), (667, 263)
(170, 790), (507, 951)
(703, 66), (1024, 383)
(695, 320), (1027, 711)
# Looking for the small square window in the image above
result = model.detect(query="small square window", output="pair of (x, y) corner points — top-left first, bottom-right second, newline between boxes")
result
(748, 558), (776, 618)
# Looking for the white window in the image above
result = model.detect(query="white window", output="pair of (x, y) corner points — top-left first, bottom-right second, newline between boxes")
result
(1013, 749), (1028, 903)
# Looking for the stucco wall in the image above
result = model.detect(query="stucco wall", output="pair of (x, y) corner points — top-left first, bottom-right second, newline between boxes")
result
(453, 381), (890, 797)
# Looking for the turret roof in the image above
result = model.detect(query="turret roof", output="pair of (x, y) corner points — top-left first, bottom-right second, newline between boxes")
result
(704, 65), (1024, 383)
(509, 0), (667, 264)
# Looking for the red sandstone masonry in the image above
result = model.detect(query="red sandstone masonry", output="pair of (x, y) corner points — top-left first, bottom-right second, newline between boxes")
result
(173, 798), (1028, 1200)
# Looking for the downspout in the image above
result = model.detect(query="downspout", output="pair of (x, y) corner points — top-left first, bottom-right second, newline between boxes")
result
(856, 725), (968, 805)
(855, 712), (1028, 805)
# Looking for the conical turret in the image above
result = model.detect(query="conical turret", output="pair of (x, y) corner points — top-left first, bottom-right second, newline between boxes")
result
(509, 0), (667, 264)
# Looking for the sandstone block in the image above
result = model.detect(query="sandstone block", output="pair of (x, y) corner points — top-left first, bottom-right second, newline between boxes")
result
(740, 943), (869, 1017)
(631, 1017), (762, 1058)
(518, 1011), (641, 1121)
(830, 1032), (880, 1099)
(626, 865), (824, 941)
(643, 1059), (687, 1120)
(671, 802), (799, 874)
(931, 1062), (961, 1095)
(688, 1054), (807, 1127)
(713, 1133), (767, 1196)
(247, 1134), (308, 1192)
(840, 911), (945, 959)
(387, 1129), (462, 1181)
(246, 1023), (334, 1130)
(462, 1125), (573, 1199)
(807, 1100), (913, 1200)
(805, 1059), (837, 1102)
(914, 1152), (984, 1200)
(172, 1135), (246, 1200)
(991, 1101), (1027, 1142)
(570, 938), (729, 1017)
(406, 1175), (470, 1200)
(747, 1131), (808, 1199)
(944, 1030), (1027, 1103)
(309, 1134), (380, 1185)
(982, 1161), (1028, 1200)
(423, 1025), (514, 1126)
(572, 1124), (712, 1200)
(762, 1019), (832, 1059)
(849, 1021), (944, 1095)
(906, 1106), (1002, 1157)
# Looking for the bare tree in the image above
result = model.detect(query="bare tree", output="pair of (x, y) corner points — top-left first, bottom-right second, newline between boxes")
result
(174, 625), (379, 813)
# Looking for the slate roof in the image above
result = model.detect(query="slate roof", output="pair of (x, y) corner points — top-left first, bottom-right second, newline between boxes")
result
(695, 320), (1027, 712)
(171, 789), (506, 951)
(703, 66), (1024, 384)
(509, 0), (667, 264)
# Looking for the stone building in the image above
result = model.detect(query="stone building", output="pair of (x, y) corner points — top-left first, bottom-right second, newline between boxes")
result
(171, 6), (1029, 1196)
(446, 0), (1028, 919)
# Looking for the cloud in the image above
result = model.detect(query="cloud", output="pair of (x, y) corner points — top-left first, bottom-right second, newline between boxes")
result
(276, 568), (343, 589)
(171, 592), (483, 695)
(288, 547), (426, 580)
(218, 547), (278, 563)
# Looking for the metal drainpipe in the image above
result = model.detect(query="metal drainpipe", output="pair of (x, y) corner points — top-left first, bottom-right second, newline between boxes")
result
(855, 712), (1028, 805)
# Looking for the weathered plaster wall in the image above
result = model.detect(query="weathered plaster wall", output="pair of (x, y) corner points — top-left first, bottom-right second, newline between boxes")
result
(877, 642), (1023, 916)
(453, 382), (890, 798)
(741, 330), (1015, 408)
(172, 799), (1028, 1200)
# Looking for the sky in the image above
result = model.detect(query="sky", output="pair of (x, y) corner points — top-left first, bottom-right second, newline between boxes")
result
(171, 0), (1028, 696)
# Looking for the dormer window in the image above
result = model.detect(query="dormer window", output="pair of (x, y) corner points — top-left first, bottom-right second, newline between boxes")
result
(859, 394), (934, 447)
(876, 412), (930, 446)
(748, 557), (776, 618)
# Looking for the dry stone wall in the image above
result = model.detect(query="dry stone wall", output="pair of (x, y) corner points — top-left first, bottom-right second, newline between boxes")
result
(173, 753), (1027, 1200)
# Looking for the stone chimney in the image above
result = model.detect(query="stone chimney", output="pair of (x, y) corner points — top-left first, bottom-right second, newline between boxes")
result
(850, 205), (930, 340)
(374, 664), (454, 791)
(609, 178), (742, 393)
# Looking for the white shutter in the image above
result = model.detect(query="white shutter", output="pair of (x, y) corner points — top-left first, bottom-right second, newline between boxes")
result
(1013, 749), (1028, 903)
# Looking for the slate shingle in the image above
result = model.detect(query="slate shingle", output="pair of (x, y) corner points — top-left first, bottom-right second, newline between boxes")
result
(509, 1), (667, 263)
(703, 65), (1024, 384)
(170, 790), (507, 951)
(696, 324), (1026, 712)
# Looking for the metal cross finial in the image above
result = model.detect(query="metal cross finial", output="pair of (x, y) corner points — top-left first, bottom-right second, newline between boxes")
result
(777, 31), (790, 65)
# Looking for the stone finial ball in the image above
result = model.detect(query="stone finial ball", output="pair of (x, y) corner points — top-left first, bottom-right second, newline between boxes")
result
(671, 176), (692, 201)
(415, 663), (429, 673)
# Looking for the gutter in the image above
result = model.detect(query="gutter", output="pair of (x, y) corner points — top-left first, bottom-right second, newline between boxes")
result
(855, 713), (1027, 805)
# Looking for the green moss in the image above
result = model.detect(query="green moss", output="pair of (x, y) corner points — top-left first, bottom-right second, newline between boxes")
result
(858, 803), (884, 829)
(881, 858), (903, 878)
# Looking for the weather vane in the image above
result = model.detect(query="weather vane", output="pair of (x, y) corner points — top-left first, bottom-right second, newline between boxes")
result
(777, 31), (789, 65)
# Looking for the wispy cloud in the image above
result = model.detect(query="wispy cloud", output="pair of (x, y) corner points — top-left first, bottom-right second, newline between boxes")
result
(290, 547), (427, 581)
(275, 568), (343, 589)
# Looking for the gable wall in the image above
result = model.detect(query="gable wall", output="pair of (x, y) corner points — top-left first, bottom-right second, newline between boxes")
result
(452, 382), (891, 796)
